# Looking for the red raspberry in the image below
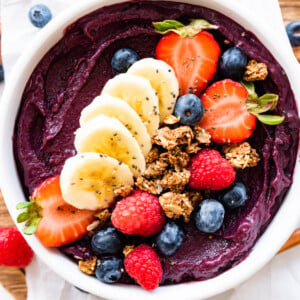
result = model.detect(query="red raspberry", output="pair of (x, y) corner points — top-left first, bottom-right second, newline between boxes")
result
(0, 227), (34, 267)
(111, 190), (165, 236)
(189, 149), (235, 190)
(124, 244), (163, 290)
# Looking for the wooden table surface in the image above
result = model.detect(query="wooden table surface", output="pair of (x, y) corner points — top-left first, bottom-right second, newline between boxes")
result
(0, 1), (300, 299)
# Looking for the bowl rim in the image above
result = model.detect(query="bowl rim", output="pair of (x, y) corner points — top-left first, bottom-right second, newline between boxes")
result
(0, 0), (300, 299)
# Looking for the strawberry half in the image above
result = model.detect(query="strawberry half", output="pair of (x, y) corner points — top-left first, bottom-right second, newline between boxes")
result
(17, 176), (95, 247)
(199, 79), (257, 143)
(156, 31), (220, 95)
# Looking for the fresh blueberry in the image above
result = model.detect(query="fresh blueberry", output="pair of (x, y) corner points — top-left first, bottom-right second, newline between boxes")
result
(91, 227), (123, 255)
(111, 48), (139, 73)
(29, 4), (52, 28)
(194, 199), (225, 233)
(219, 47), (247, 80)
(156, 223), (184, 256)
(95, 257), (123, 284)
(0, 65), (4, 82)
(220, 182), (248, 209)
(174, 94), (204, 126)
(286, 21), (300, 46)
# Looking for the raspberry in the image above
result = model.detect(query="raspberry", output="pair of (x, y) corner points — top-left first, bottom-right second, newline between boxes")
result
(0, 227), (34, 267)
(111, 190), (165, 236)
(124, 244), (162, 290)
(189, 149), (235, 190)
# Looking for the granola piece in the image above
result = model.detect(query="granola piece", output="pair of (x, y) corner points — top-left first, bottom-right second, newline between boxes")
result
(136, 176), (163, 195)
(185, 190), (203, 208)
(94, 209), (111, 228)
(163, 114), (181, 125)
(243, 59), (268, 81)
(167, 147), (190, 169)
(152, 126), (194, 150)
(186, 142), (201, 154)
(160, 169), (190, 193)
(87, 220), (101, 232)
(194, 125), (211, 144)
(78, 257), (97, 275)
(159, 192), (193, 222)
(145, 147), (160, 164)
(113, 184), (133, 197)
(143, 158), (168, 178)
(123, 245), (134, 257)
(223, 142), (260, 169)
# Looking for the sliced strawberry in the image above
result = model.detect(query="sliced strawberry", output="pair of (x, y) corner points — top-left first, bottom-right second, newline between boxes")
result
(32, 176), (94, 247)
(156, 31), (220, 95)
(199, 79), (257, 143)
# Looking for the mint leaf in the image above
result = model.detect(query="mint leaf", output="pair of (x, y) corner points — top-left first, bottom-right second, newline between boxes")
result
(256, 114), (285, 125)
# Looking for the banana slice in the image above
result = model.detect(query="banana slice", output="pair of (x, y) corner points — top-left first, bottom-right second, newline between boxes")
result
(101, 74), (159, 136)
(79, 95), (151, 157)
(60, 153), (134, 210)
(74, 115), (145, 177)
(127, 58), (179, 122)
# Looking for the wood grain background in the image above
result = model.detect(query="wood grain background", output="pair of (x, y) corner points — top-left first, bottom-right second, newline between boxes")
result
(0, 1), (299, 299)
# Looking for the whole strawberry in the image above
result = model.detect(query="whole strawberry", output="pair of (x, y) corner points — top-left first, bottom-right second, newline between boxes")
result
(124, 244), (162, 290)
(111, 190), (165, 236)
(0, 227), (34, 267)
(189, 149), (235, 190)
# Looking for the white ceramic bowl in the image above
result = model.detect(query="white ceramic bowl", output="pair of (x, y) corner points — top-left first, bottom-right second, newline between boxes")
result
(0, 0), (299, 299)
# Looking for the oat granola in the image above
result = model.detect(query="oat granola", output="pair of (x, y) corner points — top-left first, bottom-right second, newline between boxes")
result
(223, 142), (260, 169)
(163, 114), (181, 125)
(78, 257), (97, 275)
(160, 169), (190, 193)
(243, 59), (268, 81)
(113, 184), (133, 197)
(94, 209), (111, 228)
(159, 192), (193, 222)
(136, 176), (163, 195)
(194, 125), (211, 144)
(143, 158), (169, 178)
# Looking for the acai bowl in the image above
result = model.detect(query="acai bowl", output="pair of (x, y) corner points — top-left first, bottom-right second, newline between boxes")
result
(0, 0), (300, 299)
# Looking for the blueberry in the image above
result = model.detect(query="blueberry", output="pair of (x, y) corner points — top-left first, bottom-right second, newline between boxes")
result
(95, 257), (123, 284)
(194, 199), (225, 233)
(174, 94), (204, 126)
(286, 21), (300, 46)
(219, 47), (247, 80)
(29, 4), (52, 28)
(91, 227), (123, 255)
(220, 182), (248, 209)
(111, 48), (139, 73)
(0, 65), (4, 82)
(156, 223), (184, 256)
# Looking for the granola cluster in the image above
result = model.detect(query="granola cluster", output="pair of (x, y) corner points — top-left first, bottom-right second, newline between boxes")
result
(223, 142), (260, 169)
(78, 256), (97, 275)
(136, 121), (210, 221)
(243, 59), (268, 81)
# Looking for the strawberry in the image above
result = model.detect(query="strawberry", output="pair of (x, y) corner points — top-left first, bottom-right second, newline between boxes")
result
(156, 30), (220, 95)
(17, 176), (95, 247)
(0, 227), (34, 267)
(199, 79), (257, 143)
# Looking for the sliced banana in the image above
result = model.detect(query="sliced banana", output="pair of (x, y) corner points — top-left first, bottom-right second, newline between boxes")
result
(60, 153), (134, 210)
(101, 74), (159, 136)
(79, 95), (151, 157)
(128, 58), (179, 122)
(74, 115), (145, 177)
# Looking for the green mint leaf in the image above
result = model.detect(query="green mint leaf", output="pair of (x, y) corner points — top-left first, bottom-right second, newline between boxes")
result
(16, 201), (33, 209)
(256, 114), (285, 125)
(152, 20), (184, 34)
(17, 212), (30, 223)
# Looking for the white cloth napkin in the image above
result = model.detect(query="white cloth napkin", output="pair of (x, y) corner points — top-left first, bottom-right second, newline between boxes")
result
(1, 0), (300, 299)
